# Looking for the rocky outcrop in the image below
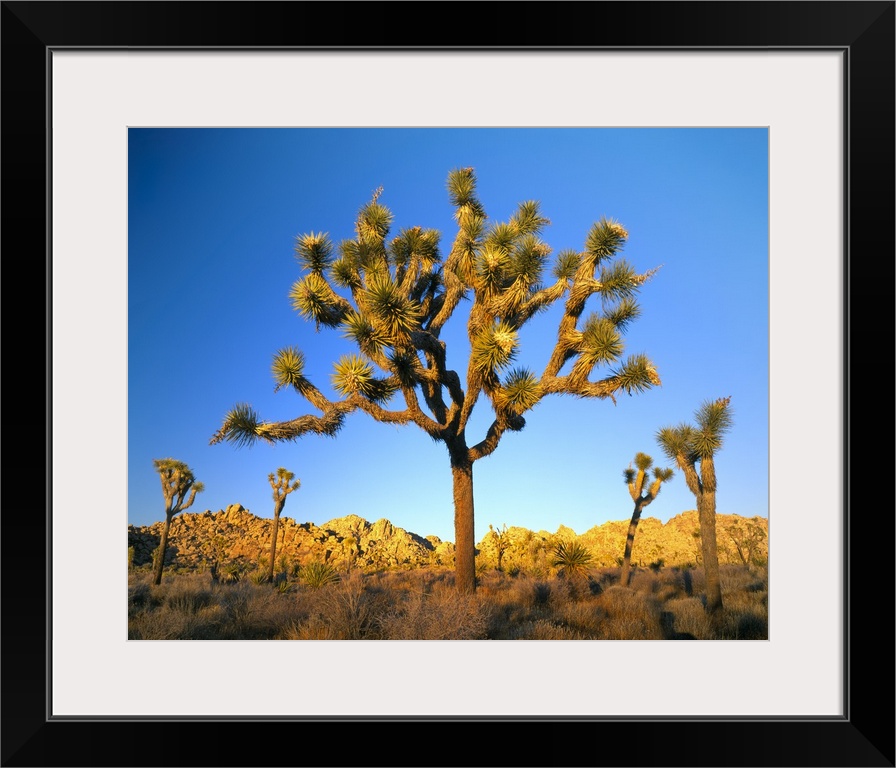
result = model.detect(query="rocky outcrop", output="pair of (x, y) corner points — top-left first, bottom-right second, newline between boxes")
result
(127, 504), (455, 572)
(128, 505), (768, 575)
(473, 512), (768, 571)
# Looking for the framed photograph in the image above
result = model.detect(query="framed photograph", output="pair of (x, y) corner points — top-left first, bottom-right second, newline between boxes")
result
(6, 1), (893, 766)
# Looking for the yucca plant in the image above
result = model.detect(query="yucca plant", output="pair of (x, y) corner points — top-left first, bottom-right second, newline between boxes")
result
(212, 169), (661, 595)
(551, 540), (594, 581)
(248, 569), (269, 585)
(221, 562), (243, 583)
(301, 561), (340, 589)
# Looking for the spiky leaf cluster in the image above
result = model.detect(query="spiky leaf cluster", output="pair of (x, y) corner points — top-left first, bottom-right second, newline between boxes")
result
(331, 354), (396, 403)
(289, 272), (346, 328)
(471, 320), (518, 375)
(272, 346), (306, 392)
(341, 311), (391, 358)
(653, 467), (675, 483)
(213, 403), (262, 447)
(584, 217), (628, 266)
(608, 354), (662, 396)
(579, 315), (624, 366)
(657, 397), (733, 465)
(551, 540), (594, 578)
(294, 232), (332, 274)
(624, 451), (673, 503)
(301, 560), (340, 589)
(692, 396), (734, 458)
(496, 367), (543, 415)
(553, 249), (581, 280)
(361, 275), (422, 338)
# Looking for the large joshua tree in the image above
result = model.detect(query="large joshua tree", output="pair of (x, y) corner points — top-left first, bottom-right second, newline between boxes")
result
(211, 168), (661, 594)
(656, 396), (733, 614)
(266, 467), (300, 582)
(151, 458), (204, 585)
(620, 452), (674, 586)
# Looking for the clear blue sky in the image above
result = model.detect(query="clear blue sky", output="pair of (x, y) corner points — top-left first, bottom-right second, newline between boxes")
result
(128, 127), (768, 543)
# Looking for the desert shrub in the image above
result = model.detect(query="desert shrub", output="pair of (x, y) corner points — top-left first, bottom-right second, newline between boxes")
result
(708, 606), (768, 640)
(301, 561), (340, 589)
(629, 569), (667, 594)
(733, 611), (768, 640)
(592, 586), (664, 640)
(128, 577), (153, 615)
(477, 574), (549, 637)
(660, 596), (712, 639)
(552, 600), (604, 637)
(279, 615), (340, 640)
(184, 581), (297, 639)
(519, 618), (590, 640)
(128, 560), (767, 641)
(376, 587), (489, 640)
(287, 571), (386, 639)
(129, 604), (223, 640)
(165, 586), (214, 614)
(128, 575), (225, 639)
(318, 571), (377, 639)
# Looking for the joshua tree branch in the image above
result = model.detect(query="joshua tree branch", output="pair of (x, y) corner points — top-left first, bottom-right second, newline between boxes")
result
(468, 413), (525, 462)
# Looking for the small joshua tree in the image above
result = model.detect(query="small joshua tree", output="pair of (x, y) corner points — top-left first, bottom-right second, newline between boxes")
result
(620, 452), (674, 586)
(266, 467), (301, 583)
(151, 458), (204, 585)
(656, 396), (733, 615)
(488, 523), (511, 572)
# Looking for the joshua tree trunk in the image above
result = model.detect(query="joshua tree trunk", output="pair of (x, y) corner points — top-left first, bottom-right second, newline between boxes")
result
(620, 503), (645, 587)
(698, 492), (723, 614)
(266, 500), (285, 582)
(152, 514), (173, 586)
(451, 453), (476, 595)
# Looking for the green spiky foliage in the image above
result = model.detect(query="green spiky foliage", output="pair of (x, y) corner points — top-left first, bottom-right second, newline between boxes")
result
(300, 560), (340, 589)
(656, 396), (733, 614)
(265, 467), (301, 582)
(211, 168), (662, 595)
(551, 539), (594, 581)
(619, 452), (674, 586)
(151, 458), (204, 585)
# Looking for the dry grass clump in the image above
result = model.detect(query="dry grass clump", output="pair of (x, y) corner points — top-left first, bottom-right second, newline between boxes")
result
(128, 572), (305, 640)
(515, 618), (592, 640)
(660, 597), (711, 639)
(376, 588), (490, 640)
(591, 586), (665, 640)
(129, 563), (767, 640)
(278, 571), (382, 639)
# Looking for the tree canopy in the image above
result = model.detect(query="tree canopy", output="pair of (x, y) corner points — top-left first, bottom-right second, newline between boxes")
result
(212, 168), (661, 593)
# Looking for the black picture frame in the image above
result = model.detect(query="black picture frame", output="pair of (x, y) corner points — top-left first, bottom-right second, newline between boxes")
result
(4, 2), (893, 766)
